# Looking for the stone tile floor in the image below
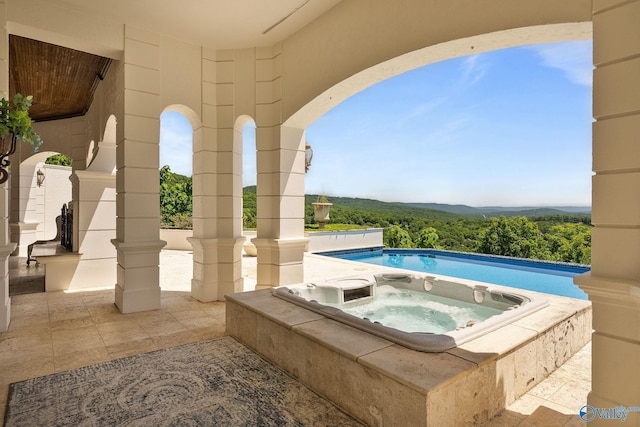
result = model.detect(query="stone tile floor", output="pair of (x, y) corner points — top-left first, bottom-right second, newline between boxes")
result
(1, 250), (590, 426)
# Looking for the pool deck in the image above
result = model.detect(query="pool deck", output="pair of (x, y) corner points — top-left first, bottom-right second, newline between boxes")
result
(2, 251), (592, 426)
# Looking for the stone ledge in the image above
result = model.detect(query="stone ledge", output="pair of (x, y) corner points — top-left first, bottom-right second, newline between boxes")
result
(226, 289), (592, 426)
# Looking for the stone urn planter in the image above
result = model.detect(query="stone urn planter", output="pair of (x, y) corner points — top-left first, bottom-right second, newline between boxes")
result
(312, 202), (332, 229)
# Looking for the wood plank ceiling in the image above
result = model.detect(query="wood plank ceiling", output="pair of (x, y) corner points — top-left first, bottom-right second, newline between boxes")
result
(9, 35), (112, 122)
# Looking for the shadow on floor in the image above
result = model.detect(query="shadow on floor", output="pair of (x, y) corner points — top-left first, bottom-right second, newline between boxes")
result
(9, 256), (45, 296)
(485, 406), (586, 426)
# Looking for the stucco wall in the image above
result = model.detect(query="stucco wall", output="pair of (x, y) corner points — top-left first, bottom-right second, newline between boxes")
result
(306, 228), (383, 253)
(281, 0), (592, 128)
(40, 164), (71, 240)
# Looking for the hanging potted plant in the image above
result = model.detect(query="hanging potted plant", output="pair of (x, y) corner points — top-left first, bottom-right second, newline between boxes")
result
(312, 195), (332, 229)
(0, 94), (42, 184)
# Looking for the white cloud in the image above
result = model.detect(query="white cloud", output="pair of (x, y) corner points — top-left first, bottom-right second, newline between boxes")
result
(458, 54), (488, 89)
(532, 41), (593, 87)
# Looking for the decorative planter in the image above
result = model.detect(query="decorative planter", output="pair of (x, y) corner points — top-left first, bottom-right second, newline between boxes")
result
(312, 202), (332, 229)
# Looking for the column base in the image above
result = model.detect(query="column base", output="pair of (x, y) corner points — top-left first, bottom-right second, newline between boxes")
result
(253, 237), (309, 288)
(0, 295), (9, 332)
(575, 272), (640, 425)
(0, 242), (17, 332)
(111, 239), (165, 314)
(115, 283), (161, 314)
(189, 237), (244, 302)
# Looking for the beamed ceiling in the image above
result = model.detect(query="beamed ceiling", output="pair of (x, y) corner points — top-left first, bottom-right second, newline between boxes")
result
(9, 35), (112, 122)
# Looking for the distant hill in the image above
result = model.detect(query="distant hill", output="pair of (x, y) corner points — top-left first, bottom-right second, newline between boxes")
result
(243, 186), (591, 220)
(306, 195), (462, 221)
(396, 202), (591, 218)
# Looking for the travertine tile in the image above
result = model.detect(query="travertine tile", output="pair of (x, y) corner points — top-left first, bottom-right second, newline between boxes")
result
(150, 330), (200, 348)
(518, 405), (572, 427)
(51, 326), (105, 357)
(105, 337), (159, 359)
(54, 347), (112, 372)
(454, 362), (493, 426)
(450, 324), (537, 365)
(225, 299), (258, 349)
(358, 344), (475, 393)
(562, 414), (587, 426)
(293, 318), (393, 360)
(535, 327), (557, 380)
(514, 340), (538, 396)
(482, 410), (526, 427)
(547, 382), (590, 412)
(135, 312), (186, 337)
(528, 375), (565, 400)
(427, 382), (457, 427)
(96, 320), (150, 346)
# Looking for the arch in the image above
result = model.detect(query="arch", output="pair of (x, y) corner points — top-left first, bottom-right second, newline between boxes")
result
(285, 23), (591, 129)
(163, 104), (202, 131)
(86, 114), (117, 173)
(14, 151), (72, 253)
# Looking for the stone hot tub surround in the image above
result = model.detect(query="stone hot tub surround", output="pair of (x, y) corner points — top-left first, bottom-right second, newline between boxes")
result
(226, 286), (591, 426)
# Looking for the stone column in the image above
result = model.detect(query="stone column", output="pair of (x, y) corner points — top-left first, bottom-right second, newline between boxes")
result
(190, 49), (244, 302)
(112, 27), (164, 313)
(0, 0), (14, 332)
(252, 46), (308, 289)
(574, 1), (640, 424)
(253, 123), (308, 289)
(70, 170), (116, 288)
(0, 181), (15, 331)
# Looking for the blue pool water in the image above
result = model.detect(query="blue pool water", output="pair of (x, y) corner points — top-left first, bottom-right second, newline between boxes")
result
(325, 249), (590, 300)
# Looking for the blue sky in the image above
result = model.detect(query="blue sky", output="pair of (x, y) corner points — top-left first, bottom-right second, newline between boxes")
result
(160, 40), (592, 207)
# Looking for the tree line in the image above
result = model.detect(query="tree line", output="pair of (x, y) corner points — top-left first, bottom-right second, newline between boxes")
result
(160, 170), (591, 264)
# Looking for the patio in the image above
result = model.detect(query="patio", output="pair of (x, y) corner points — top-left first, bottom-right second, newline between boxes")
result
(1, 250), (590, 426)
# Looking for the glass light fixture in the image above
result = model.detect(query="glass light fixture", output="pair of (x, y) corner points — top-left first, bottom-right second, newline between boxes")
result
(305, 143), (313, 173)
(36, 168), (45, 187)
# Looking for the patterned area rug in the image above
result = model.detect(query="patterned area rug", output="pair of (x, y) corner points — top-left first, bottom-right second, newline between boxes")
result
(4, 337), (363, 426)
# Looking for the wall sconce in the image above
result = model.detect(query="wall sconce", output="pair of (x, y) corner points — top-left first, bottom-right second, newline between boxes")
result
(36, 169), (45, 187)
(305, 143), (313, 173)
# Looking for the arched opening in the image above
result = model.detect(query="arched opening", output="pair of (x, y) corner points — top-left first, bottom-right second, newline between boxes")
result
(158, 109), (195, 291)
(11, 151), (73, 257)
(240, 118), (257, 289)
(305, 40), (591, 264)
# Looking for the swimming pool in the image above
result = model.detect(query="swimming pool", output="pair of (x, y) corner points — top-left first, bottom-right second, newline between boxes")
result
(322, 248), (590, 300)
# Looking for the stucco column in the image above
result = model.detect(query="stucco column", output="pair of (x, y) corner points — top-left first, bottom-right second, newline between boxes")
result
(0, 181), (15, 332)
(190, 49), (244, 302)
(574, 1), (640, 424)
(70, 170), (116, 289)
(112, 27), (165, 313)
(0, 0), (13, 331)
(254, 124), (308, 289)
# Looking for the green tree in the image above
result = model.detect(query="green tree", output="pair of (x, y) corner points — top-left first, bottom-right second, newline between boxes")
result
(384, 225), (413, 248)
(415, 227), (439, 248)
(45, 153), (72, 166)
(243, 186), (257, 229)
(545, 223), (591, 264)
(478, 216), (546, 259)
(160, 165), (192, 228)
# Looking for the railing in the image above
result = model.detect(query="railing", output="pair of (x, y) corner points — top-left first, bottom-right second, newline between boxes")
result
(61, 203), (73, 251)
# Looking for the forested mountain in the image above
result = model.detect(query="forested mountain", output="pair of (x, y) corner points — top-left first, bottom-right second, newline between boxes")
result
(161, 177), (592, 264)
(396, 202), (591, 217)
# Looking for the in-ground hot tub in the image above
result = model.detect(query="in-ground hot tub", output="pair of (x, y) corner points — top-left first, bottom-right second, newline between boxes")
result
(273, 272), (549, 352)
